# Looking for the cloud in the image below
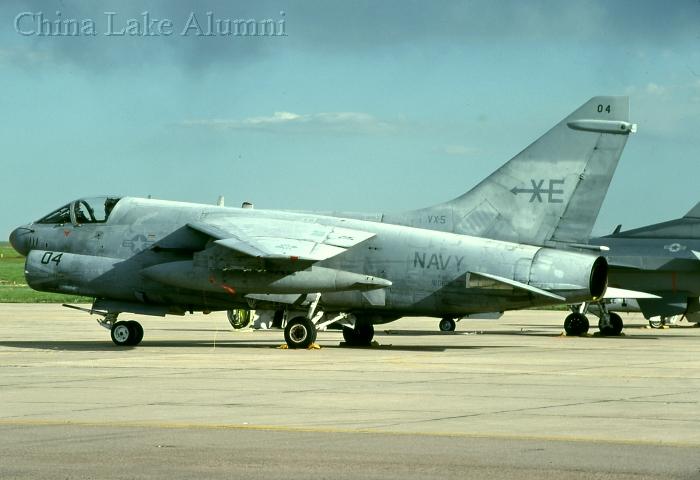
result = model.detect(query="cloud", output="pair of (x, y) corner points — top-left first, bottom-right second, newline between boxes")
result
(645, 83), (667, 95)
(0, 47), (50, 66)
(440, 144), (478, 157)
(181, 111), (397, 135)
(625, 82), (670, 96)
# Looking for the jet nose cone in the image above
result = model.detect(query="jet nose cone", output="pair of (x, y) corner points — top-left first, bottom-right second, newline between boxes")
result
(9, 226), (31, 256)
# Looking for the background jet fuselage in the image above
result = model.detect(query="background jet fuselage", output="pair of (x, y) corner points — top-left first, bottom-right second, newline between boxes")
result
(589, 210), (700, 320)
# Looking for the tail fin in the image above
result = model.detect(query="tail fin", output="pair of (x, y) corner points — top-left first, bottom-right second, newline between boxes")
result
(684, 202), (700, 219)
(384, 97), (635, 245)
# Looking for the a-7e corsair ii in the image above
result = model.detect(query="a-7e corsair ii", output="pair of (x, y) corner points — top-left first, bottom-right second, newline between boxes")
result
(9, 96), (631, 348)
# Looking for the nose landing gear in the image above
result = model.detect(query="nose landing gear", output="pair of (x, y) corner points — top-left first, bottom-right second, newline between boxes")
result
(62, 304), (146, 347)
(110, 320), (144, 346)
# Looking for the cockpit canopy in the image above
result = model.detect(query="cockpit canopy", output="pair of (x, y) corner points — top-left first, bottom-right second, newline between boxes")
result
(36, 197), (122, 225)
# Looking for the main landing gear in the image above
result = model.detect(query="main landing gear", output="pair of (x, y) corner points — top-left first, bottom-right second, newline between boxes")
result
(564, 303), (623, 337)
(278, 293), (377, 349)
(564, 312), (589, 336)
(284, 316), (317, 349)
(599, 312), (623, 336)
(281, 314), (375, 349)
(342, 321), (374, 347)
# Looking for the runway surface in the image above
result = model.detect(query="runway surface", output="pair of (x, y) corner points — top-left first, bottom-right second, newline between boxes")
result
(1, 304), (699, 479)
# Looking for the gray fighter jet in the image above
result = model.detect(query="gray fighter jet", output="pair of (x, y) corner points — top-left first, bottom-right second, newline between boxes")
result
(8, 96), (633, 348)
(9, 197), (609, 348)
(578, 203), (700, 331)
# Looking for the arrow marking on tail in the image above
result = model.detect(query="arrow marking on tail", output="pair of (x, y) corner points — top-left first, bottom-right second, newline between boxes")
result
(511, 179), (565, 203)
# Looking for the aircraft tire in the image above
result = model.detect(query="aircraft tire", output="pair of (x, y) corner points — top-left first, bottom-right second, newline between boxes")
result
(564, 313), (589, 336)
(598, 313), (623, 336)
(342, 322), (374, 347)
(111, 321), (135, 346)
(439, 318), (456, 332)
(126, 321), (144, 345)
(284, 316), (317, 349)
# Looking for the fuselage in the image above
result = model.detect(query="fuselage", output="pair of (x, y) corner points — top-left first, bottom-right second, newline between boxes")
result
(10, 197), (606, 319)
(591, 236), (700, 293)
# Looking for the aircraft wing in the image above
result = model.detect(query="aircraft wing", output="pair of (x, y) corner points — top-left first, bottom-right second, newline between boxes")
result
(187, 218), (375, 263)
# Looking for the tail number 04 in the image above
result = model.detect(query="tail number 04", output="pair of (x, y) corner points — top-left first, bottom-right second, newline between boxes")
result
(41, 252), (63, 265)
(597, 104), (611, 113)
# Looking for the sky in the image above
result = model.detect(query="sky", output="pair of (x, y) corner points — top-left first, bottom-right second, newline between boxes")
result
(2, 0), (700, 239)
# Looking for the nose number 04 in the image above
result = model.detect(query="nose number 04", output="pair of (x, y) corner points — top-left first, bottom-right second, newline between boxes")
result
(40, 252), (63, 265)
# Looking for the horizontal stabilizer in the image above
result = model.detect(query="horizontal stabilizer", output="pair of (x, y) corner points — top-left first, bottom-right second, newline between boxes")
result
(470, 271), (565, 301)
(603, 287), (661, 300)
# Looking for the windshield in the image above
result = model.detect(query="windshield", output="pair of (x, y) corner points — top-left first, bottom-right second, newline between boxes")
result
(36, 204), (71, 224)
(35, 197), (122, 225)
